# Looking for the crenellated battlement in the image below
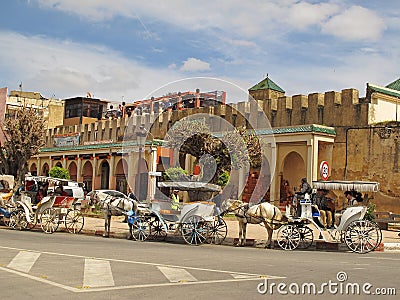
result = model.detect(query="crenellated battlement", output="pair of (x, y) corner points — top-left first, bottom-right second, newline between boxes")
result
(43, 87), (372, 149)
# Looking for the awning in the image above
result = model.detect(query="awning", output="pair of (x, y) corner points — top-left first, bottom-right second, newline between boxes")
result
(312, 181), (379, 192)
(158, 181), (221, 192)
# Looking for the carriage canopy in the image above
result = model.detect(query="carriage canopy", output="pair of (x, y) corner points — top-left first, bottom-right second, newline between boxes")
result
(312, 180), (379, 192)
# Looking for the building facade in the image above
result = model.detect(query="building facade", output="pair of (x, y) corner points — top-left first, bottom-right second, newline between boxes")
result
(27, 78), (400, 212)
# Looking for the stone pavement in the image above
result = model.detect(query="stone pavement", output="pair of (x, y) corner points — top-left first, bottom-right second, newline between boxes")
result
(81, 215), (400, 252)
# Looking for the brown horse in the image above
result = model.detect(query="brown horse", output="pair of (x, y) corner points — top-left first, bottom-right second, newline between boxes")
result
(223, 199), (288, 248)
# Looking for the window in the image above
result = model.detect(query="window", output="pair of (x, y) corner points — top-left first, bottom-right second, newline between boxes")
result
(83, 103), (101, 118)
(65, 103), (82, 118)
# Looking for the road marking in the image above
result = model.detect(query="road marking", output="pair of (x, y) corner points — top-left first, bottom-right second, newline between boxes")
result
(0, 245), (285, 293)
(83, 259), (114, 288)
(157, 266), (197, 282)
(230, 274), (261, 279)
(0, 245), (277, 278)
(7, 251), (40, 273)
(0, 266), (79, 292)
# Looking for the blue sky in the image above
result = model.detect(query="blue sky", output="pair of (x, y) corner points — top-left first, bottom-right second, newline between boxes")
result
(0, 0), (399, 103)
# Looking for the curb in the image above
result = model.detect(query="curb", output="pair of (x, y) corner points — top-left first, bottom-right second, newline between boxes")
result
(2, 224), (399, 252)
(79, 229), (400, 252)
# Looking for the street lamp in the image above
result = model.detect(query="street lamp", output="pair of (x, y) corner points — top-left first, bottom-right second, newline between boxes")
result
(136, 125), (147, 201)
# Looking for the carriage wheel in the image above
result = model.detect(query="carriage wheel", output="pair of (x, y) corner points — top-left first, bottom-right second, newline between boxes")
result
(8, 209), (27, 230)
(150, 217), (167, 241)
(40, 208), (60, 234)
(206, 218), (227, 245)
(132, 216), (151, 241)
(344, 219), (382, 254)
(298, 226), (314, 249)
(10, 209), (30, 230)
(181, 215), (208, 246)
(65, 209), (85, 234)
(277, 224), (301, 250)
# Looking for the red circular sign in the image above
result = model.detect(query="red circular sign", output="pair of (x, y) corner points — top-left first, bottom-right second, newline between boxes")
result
(320, 161), (330, 181)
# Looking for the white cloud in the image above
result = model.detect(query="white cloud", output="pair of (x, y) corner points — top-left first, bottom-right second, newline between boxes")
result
(34, 0), (387, 42)
(322, 6), (387, 41)
(0, 31), (181, 100)
(180, 58), (211, 72)
(285, 1), (340, 30)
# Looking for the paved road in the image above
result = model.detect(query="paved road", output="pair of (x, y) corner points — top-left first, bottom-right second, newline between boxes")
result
(0, 229), (398, 300)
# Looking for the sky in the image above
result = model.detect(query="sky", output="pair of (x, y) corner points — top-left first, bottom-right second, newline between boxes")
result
(0, 0), (399, 103)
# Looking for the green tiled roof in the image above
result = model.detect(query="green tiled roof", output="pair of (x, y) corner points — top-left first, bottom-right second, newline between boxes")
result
(40, 139), (164, 153)
(386, 78), (400, 91)
(256, 124), (336, 136)
(368, 83), (400, 98)
(249, 76), (285, 93)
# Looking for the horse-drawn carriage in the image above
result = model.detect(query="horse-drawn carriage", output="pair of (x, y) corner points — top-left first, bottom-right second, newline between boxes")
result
(128, 181), (227, 245)
(130, 200), (227, 245)
(0, 175), (18, 228)
(10, 176), (85, 233)
(276, 180), (382, 253)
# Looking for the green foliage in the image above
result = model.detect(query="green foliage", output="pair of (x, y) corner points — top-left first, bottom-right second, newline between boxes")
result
(218, 171), (230, 187)
(164, 120), (262, 184)
(49, 166), (70, 180)
(164, 167), (189, 181)
(364, 202), (376, 221)
(0, 106), (45, 187)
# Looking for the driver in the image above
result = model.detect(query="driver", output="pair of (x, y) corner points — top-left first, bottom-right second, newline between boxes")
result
(294, 178), (312, 217)
(313, 189), (333, 229)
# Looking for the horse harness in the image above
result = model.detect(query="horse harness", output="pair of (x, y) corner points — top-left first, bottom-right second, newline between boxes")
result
(229, 202), (284, 227)
(103, 196), (132, 216)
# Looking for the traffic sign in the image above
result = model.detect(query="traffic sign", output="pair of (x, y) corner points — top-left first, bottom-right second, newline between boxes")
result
(320, 161), (330, 181)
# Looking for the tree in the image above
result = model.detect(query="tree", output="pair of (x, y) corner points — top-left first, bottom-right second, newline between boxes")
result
(0, 106), (45, 188)
(49, 166), (70, 179)
(164, 120), (261, 184)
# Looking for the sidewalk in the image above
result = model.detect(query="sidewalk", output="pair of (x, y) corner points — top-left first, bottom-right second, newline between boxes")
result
(81, 215), (400, 252)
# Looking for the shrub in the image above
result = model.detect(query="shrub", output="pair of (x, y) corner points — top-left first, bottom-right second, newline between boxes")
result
(218, 171), (230, 187)
(364, 202), (376, 221)
(164, 167), (189, 181)
(49, 166), (70, 180)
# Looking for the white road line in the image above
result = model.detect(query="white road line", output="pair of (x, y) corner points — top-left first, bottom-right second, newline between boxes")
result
(7, 251), (40, 273)
(0, 266), (275, 293)
(157, 266), (197, 282)
(0, 266), (79, 292)
(83, 259), (114, 288)
(230, 274), (261, 279)
(0, 245), (280, 278)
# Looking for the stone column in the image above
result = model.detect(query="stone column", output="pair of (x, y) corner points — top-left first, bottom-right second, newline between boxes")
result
(62, 155), (67, 169)
(307, 138), (315, 182)
(77, 156), (82, 182)
(128, 151), (136, 193)
(92, 156), (97, 191)
(109, 155), (116, 190)
(147, 146), (158, 201)
(269, 143), (278, 205)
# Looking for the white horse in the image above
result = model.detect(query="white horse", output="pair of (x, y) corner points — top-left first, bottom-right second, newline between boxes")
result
(222, 199), (288, 248)
(92, 191), (138, 239)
